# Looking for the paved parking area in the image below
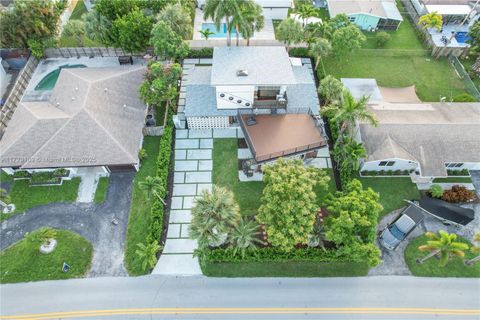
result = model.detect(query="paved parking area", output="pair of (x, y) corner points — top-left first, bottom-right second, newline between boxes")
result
(153, 128), (242, 275)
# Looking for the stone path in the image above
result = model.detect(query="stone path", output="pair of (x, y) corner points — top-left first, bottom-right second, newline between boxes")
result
(0, 173), (134, 277)
(76, 167), (105, 203)
(152, 128), (242, 275)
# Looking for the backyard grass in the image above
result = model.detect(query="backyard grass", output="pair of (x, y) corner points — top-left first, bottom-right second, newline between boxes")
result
(70, 0), (88, 20)
(322, 54), (468, 102)
(1, 178), (81, 222)
(459, 56), (480, 90)
(59, 36), (103, 47)
(358, 177), (420, 218)
(201, 260), (369, 277)
(0, 228), (93, 283)
(405, 235), (480, 277)
(125, 136), (161, 276)
(212, 139), (337, 216)
(432, 177), (472, 183)
(94, 177), (109, 203)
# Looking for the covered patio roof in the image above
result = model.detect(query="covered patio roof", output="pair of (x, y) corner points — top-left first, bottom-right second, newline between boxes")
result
(240, 114), (327, 162)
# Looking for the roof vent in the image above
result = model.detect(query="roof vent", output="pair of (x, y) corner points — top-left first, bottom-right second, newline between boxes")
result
(104, 88), (108, 92)
(236, 69), (248, 77)
(71, 97), (75, 101)
(123, 104), (127, 108)
(56, 102), (60, 107)
(75, 87), (79, 91)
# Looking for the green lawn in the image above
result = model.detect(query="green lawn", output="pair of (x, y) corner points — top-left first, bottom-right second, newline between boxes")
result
(1, 178), (81, 222)
(358, 177), (420, 218)
(459, 56), (480, 90)
(322, 54), (468, 102)
(432, 177), (472, 183)
(201, 260), (369, 277)
(212, 139), (337, 216)
(363, 1), (424, 50)
(405, 235), (480, 277)
(59, 36), (103, 48)
(94, 177), (109, 203)
(70, 0), (88, 20)
(125, 136), (161, 276)
(0, 228), (93, 283)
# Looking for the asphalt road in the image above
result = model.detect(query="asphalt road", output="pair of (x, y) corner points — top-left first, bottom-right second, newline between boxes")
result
(1, 276), (479, 320)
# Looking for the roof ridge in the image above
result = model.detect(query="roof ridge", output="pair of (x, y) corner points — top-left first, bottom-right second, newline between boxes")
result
(384, 134), (418, 162)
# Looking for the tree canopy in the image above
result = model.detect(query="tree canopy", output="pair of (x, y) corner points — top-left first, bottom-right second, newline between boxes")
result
(139, 61), (182, 109)
(331, 24), (366, 57)
(150, 21), (189, 60)
(257, 159), (330, 251)
(157, 3), (193, 40)
(276, 18), (304, 51)
(113, 9), (153, 53)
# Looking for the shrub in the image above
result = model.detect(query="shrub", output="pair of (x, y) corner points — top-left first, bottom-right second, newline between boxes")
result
(30, 172), (59, 184)
(453, 93), (476, 102)
(187, 47), (213, 58)
(289, 47), (310, 57)
(442, 185), (476, 203)
(53, 168), (69, 177)
(13, 170), (31, 178)
(375, 31), (390, 47)
(138, 148), (148, 162)
(429, 184), (444, 198)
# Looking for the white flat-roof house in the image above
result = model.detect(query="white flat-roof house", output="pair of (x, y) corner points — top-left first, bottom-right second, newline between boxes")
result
(327, 0), (403, 31)
(196, 0), (292, 19)
(342, 78), (480, 182)
(0, 66), (147, 177)
(182, 47), (328, 164)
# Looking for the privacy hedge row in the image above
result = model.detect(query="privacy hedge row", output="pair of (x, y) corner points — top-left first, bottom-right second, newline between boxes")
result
(146, 120), (173, 246)
(187, 48), (213, 58)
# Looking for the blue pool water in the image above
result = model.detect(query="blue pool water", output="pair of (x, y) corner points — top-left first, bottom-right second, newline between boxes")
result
(455, 32), (471, 44)
(201, 23), (237, 38)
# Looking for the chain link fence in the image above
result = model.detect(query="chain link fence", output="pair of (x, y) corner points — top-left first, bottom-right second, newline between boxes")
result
(449, 54), (480, 100)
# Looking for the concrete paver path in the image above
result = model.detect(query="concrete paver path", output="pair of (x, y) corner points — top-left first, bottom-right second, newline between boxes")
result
(0, 173), (135, 277)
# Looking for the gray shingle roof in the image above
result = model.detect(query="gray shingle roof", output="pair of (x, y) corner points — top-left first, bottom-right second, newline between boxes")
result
(360, 103), (480, 176)
(211, 47), (297, 86)
(0, 66), (147, 169)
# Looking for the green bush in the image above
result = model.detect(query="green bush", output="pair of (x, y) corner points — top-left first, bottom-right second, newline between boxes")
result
(187, 48), (213, 58)
(375, 31), (390, 47)
(288, 47), (311, 57)
(448, 169), (470, 176)
(12, 170), (31, 178)
(429, 184), (444, 198)
(30, 172), (59, 184)
(453, 93), (476, 102)
(53, 168), (69, 177)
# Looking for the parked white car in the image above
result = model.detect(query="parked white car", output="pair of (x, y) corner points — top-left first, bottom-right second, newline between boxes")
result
(379, 204), (424, 250)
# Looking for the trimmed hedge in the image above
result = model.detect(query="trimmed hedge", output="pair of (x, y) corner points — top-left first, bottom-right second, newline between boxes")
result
(145, 119), (173, 246)
(187, 48), (213, 58)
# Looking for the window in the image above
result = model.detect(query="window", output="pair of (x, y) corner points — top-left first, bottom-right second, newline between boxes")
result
(446, 162), (464, 168)
(379, 161), (395, 167)
(348, 16), (356, 22)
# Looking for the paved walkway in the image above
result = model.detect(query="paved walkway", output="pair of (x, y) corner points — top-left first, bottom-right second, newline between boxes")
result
(153, 128), (242, 275)
(0, 173), (134, 277)
(76, 167), (105, 203)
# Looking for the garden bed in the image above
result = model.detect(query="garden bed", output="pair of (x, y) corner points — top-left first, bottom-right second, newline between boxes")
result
(404, 235), (480, 278)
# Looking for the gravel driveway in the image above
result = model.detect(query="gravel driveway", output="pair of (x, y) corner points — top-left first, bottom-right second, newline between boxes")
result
(0, 172), (135, 277)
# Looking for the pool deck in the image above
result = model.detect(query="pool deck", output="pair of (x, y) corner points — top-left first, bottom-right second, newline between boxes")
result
(427, 24), (470, 49)
(193, 8), (275, 41)
(23, 57), (146, 102)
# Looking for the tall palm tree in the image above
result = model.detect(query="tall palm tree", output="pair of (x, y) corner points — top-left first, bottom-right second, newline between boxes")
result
(323, 89), (378, 142)
(189, 185), (240, 249)
(308, 38), (331, 77)
(297, 4), (317, 27)
(138, 176), (165, 202)
(334, 137), (367, 172)
(417, 231), (469, 266)
(318, 75), (344, 107)
(203, 0), (242, 47)
(465, 232), (480, 266)
(230, 217), (264, 257)
(237, 1), (264, 46)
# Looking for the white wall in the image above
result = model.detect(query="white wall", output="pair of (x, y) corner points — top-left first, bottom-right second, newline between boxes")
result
(360, 158), (418, 172)
(216, 86), (255, 109)
(448, 162), (480, 171)
(262, 7), (289, 20)
(187, 116), (230, 129)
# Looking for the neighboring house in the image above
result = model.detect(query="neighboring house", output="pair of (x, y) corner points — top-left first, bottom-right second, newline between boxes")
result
(327, 0), (403, 31)
(182, 46), (328, 165)
(342, 78), (480, 181)
(196, 0), (292, 19)
(0, 66), (147, 176)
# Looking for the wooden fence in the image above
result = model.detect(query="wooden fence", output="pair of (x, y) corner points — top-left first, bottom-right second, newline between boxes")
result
(0, 56), (39, 138)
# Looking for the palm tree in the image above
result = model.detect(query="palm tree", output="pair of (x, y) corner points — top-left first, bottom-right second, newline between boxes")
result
(323, 89), (378, 141)
(418, 12), (443, 31)
(138, 176), (165, 203)
(318, 75), (344, 107)
(237, 1), (264, 46)
(62, 19), (85, 47)
(334, 137), (367, 172)
(417, 231), (469, 266)
(230, 217), (264, 257)
(276, 18), (304, 52)
(157, 3), (192, 40)
(309, 38), (331, 77)
(199, 28), (215, 40)
(297, 3), (317, 27)
(465, 232), (480, 266)
(203, 0), (242, 47)
(135, 242), (160, 271)
(189, 185), (240, 249)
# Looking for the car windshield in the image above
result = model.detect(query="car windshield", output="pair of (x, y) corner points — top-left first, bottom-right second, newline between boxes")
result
(389, 224), (406, 240)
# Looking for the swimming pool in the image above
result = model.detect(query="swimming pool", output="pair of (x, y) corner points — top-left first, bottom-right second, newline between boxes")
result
(201, 23), (237, 38)
(455, 32), (471, 44)
(34, 64), (87, 91)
